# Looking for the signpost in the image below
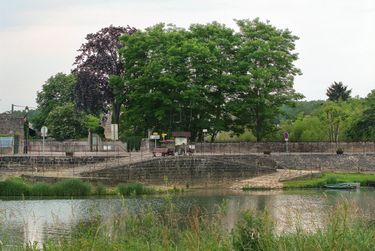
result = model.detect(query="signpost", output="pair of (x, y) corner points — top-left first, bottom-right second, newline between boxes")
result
(284, 131), (289, 153)
(41, 126), (48, 154)
(150, 133), (160, 149)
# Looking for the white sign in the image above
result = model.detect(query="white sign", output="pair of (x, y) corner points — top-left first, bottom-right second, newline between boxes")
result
(175, 137), (187, 146)
(150, 135), (160, 140)
(41, 126), (48, 137)
(111, 124), (119, 140)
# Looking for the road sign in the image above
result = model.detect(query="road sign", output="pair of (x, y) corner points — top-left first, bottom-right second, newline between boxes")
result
(150, 135), (160, 140)
(41, 126), (48, 137)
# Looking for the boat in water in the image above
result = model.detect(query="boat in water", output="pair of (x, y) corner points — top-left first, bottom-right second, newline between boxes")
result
(324, 183), (360, 189)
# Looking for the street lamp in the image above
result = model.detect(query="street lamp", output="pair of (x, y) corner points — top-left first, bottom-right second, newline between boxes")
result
(23, 106), (29, 154)
(202, 129), (208, 155)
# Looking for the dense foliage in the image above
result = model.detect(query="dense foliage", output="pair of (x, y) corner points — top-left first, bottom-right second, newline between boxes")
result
(326, 81), (352, 101)
(32, 73), (76, 130)
(32, 72), (102, 140)
(120, 19), (302, 141)
(30, 21), (373, 143)
(73, 25), (136, 123)
(347, 90), (375, 140)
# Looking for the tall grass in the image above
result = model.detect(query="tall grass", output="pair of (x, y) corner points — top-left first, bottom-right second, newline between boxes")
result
(284, 172), (375, 188)
(0, 178), (160, 197)
(35, 199), (375, 251)
(116, 183), (155, 196)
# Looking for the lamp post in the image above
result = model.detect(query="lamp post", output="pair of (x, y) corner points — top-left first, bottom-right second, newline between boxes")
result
(202, 129), (207, 155)
(23, 106), (29, 154)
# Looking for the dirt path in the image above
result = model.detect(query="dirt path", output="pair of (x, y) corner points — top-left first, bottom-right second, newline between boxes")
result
(231, 169), (321, 190)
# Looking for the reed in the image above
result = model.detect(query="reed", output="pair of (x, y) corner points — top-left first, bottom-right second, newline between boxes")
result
(36, 199), (374, 251)
(0, 178), (173, 198)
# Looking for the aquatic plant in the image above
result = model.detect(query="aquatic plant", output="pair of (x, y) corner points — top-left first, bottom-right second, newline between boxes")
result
(116, 183), (154, 196)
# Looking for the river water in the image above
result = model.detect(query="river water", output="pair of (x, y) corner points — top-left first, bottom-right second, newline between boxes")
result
(0, 189), (374, 247)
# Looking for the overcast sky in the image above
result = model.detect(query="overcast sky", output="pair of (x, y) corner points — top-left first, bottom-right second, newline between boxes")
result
(0, 0), (374, 113)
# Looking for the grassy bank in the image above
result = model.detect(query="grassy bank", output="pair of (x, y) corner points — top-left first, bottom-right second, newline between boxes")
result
(283, 172), (375, 188)
(0, 177), (179, 197)
(12, 200), (373, 250)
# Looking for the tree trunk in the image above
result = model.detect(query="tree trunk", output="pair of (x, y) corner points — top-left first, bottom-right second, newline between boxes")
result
(112, 102), (121, 124)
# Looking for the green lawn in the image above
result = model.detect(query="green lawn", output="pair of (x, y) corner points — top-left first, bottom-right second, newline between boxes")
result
(283, 172), (375, 188)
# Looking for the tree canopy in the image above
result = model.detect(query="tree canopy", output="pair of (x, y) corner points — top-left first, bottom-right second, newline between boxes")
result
(326, 81), (352, 101)
(119, 20), (302, 141)
(32, 73), (76, 130)
(73, 25), (136, 122)
(347, 90), (375, 141)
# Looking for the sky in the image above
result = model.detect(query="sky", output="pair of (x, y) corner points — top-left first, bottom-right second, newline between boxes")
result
(0, 0), (374, 113)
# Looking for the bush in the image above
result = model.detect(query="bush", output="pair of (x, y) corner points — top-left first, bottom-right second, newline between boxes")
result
(326, 176), (338, 184)
(53, 179), (91, 196)
(94, 183), (107, 196)
(116, 183), (153, 196)
(0, 178), (30, 196)
(121, 136), (142, 152)
(30, 182), (53, 196)
(336, 148), (344, 154)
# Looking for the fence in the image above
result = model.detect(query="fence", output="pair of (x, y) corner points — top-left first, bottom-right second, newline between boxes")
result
(194, 142), (375, 154)
(2, 139), (375, 157)
(0, 139), (129, 157)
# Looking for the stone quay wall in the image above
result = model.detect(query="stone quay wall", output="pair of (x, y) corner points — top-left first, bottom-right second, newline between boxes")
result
(195, 142), (375, 154)
(0, 155), (115, 171)
(81, 155), (278, 185)
(270, 153), (375, 172)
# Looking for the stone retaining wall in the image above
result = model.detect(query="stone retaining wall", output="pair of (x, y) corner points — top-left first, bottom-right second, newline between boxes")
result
(0, 156), (115, 171)
(195, 142), (375, 153)
(270, 153), (375, 172)
(81, 155), (278, 185)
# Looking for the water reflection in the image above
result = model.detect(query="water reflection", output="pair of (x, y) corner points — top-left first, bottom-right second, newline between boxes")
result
(0, 189), (374, 247)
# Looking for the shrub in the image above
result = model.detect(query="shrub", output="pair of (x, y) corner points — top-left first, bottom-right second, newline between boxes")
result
(0, 178), (30, 196)
(116, 183), (153, 196)
(326, 175), (338, 184)
(94, 183), (107, 196)
(30, 182), (53, 196)
(336, 148), (344, 154)
(53, 179), (91, 196)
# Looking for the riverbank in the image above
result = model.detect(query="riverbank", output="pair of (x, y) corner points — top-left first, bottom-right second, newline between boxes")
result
(9, 199), (373, 251)
(283, 172), (375, 188)
(0, 177), (184, 197)
(233, 169), (320, 190)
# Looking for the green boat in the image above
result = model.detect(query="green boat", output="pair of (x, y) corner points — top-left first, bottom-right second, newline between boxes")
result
(324, 183), (360, 189)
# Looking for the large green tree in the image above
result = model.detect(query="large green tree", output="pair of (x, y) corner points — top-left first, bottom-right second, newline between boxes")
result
(120, 23), (237, 140)
(326, 81), (352, 101)
(32, 73), (76, 130)
(229, 19), (302, 141)
(347, 90), (375, 141)
(119, 20), (301, 142)
(73, 25), (136, 123)
(45, 103), (85, 141)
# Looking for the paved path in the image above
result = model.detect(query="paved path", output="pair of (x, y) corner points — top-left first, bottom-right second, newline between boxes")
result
(231, 169), (321, 189)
